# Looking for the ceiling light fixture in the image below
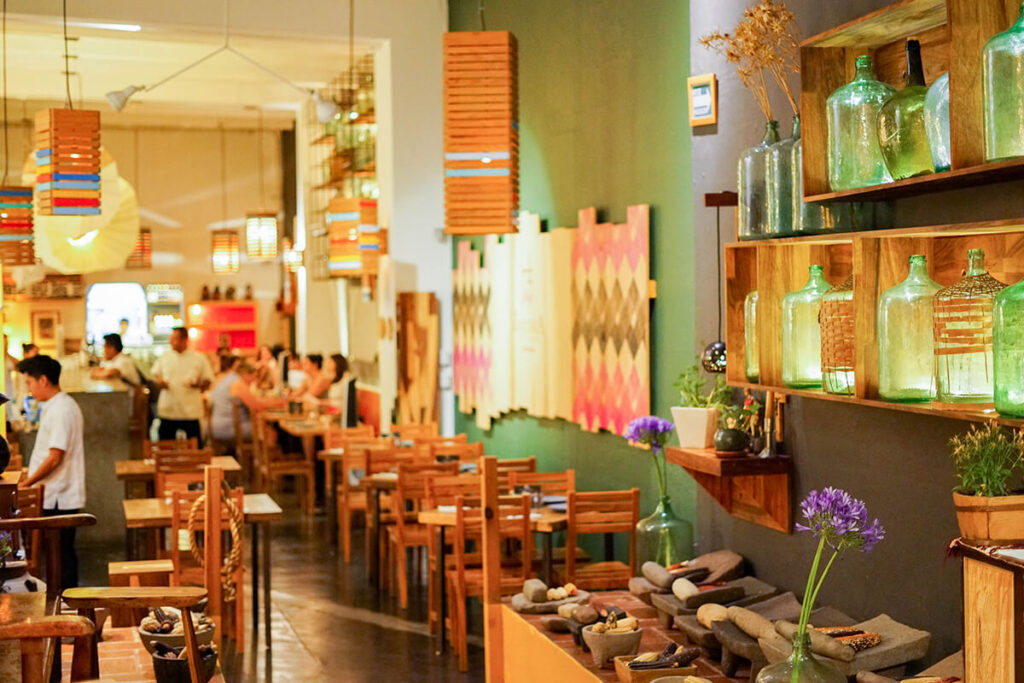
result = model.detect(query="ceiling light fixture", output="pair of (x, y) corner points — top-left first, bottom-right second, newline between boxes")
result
(103, 0), (340, 121)
(67, 21), (141, 32)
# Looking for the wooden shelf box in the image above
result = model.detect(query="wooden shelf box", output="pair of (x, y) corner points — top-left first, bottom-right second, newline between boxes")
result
(186, 301), (258, 353)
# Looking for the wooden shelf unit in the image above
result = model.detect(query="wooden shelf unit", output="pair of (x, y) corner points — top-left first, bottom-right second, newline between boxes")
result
(185, 301), (258, 353)
(800, 0), (1024, 202)
(725, 217), (1024, 422)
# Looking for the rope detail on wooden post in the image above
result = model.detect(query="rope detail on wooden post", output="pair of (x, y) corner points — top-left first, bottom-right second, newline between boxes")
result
(187, 480), (244, 602)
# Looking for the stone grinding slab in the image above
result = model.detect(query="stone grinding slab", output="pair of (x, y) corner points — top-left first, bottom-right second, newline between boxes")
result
(509, 590), (591, 614)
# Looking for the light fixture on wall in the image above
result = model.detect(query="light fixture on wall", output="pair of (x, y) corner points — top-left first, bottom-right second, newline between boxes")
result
(700, 192), (736, 374)
(103, 0), (341, 122)
(245, 107), (278, 260)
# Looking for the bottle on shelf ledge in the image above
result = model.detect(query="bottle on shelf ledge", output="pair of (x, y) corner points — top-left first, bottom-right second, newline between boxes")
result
(994, 275), (1024, 417)
(744, 289), (760, 383)
(878, 254), (941, 402)
(820, 275), (855, 396)
(738, 119), (781, 239)
(983, 1), (1024, 162)
(827, 54), (896, 191)
(792, 133), (851, 234)
(934, 248), (1008, 405)
(767, 116), (799, 236)
(924, 72), (951, 173)
(877, 39), (934, 180)
(782, 265), (832, 389)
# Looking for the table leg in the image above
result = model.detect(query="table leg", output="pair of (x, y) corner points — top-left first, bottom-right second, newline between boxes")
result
(542, 533), (554, 586)
(368, 487), (381, 586)
(251, 523), (260, 638)
(302, 435), (317, 507)
(262, 521), (272, 651)
(326, 458), (337, 545)
(435, 525), (446, 656)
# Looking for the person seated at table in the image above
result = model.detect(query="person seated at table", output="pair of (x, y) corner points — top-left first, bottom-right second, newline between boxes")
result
(210, 360), (287, 451)
(254, 344), (280, 392)
(323, 353), (357, 428)
(90, 333), (141, 388)
(284, 352), (305, 391)
(213, 352), (239, 389)
(289, 353), (326, 399)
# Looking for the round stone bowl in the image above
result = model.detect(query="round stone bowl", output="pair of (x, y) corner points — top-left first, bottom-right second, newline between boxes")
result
(138, 623), (215, 654)
(580, 625), (643, 668)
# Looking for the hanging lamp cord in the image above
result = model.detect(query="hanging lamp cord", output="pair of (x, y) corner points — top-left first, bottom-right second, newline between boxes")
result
(220, 124), (228, 225)
(715, 207), (723, 337)
(2, 0), (8, 185)
(62, 0), (72, 109)
(348, 0), (356, 197)
(257, 108), (264, 208)
(479, 0), (486, 30)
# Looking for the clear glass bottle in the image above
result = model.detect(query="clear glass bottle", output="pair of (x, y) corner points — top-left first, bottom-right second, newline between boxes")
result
(934, 249), (1008, 404)
(756, 633), (846, 683)
(994, 277), (1024, 417)
(745, 289), (759, 383)
(820, 275), (855, 396)
(878, 40), (934, 180)
(767, 116), (799, 236)
(782, 265), (832, 388)
(738, 120), (781, 239)
(878, 255), (942, 402)
(827, 55), (896, 191)
(792, 138), (852, 234)
(636, 496), (694, 567)
(984, 1), (1024, 161)
(924, 72), (951, 172)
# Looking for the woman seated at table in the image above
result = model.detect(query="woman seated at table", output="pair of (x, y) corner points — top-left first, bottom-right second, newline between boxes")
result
(210, 360), (287, 449)
(322, 353), (357, 428)
(254, 344), (282, 392)
(288, 353), (326, 399)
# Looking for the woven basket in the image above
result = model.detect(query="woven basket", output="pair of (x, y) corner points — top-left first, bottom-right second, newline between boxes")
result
(819, 275), (854, 394)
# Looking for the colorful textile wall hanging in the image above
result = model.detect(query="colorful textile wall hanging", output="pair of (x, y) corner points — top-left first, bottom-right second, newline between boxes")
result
(453, 240), (491, 418)
(0, 186), (35, 266)
(326, 197), (387, 277)
(571, 205), (650, 435)
(443, 31), (519, 235)
(542, 226), (577, 422)
(34, 109), (101, 216)
(482, 234), (512, 427)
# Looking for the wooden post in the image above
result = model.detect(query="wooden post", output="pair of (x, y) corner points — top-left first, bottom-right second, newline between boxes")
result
(480, 456), (503, 682)
(203, 466), (224, 654)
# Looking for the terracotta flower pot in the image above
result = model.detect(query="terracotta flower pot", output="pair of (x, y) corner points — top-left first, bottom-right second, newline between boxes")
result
(952, 490), (1024, 544)
(671, 406), (719, 449)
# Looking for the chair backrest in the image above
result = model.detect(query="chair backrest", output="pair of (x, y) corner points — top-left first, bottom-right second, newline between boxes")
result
(144, 438), (199, 455)
(324, 425), (375, 450)
(155, 449), (212, 498)
(413, 433), (468, 448)
(507, 469), (576, 497)
(391, 422), (438, 441)
(429, 441), (484, 463)
(393, 462), (459, 536)
(496, 456), (537, 492)
(452, 493), (533, 587)
(565, 488), (639, 578)
(424, 472), (483, 508)
(13, 485), (43, 572)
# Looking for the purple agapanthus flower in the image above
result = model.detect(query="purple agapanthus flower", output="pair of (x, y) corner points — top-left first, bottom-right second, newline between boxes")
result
(624, 415), (675, 450)
(796, 487), (885, 553)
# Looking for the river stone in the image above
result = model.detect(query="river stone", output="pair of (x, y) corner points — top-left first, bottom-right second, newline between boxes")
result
(728, 605), (774, 639)
(509, 590), (590, 614)
(523, 578), (548, 603)
(557, 602), (578, 619)
(572, 605), (599, 625)
(541, 616), (571, 633)
(641, 561), (675, 589)
(672, 577), (700, 601)
(696, 603), (729, 629)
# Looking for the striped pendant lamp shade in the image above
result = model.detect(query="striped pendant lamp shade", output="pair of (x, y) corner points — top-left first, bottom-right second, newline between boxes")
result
(0, 185), (35, 265)
(443, 31), (519, 235)
(326, 197), (387, 277)
(34, 109), (102, 216)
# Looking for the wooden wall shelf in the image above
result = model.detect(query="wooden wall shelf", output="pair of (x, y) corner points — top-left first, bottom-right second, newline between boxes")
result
(665, 446), (791, 534)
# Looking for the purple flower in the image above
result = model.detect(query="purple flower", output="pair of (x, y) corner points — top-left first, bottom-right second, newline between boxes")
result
(796, 487), (885, 553)
(624, 415), (675, 450)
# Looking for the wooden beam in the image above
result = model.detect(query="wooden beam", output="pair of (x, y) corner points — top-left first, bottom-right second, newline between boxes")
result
(480, 456), (503, 682)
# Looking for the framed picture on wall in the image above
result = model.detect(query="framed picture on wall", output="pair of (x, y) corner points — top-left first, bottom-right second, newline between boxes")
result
(688, 73), (718, 127)
(31, 310), (60, 354)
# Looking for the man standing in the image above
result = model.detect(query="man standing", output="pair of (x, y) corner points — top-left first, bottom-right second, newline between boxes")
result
(18, 355), (85, 589)
(150, 327), (213, 445)
(90, 333), (141, 387)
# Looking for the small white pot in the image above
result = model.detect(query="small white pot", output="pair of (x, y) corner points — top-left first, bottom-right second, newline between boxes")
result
(670, 406), (718, 449)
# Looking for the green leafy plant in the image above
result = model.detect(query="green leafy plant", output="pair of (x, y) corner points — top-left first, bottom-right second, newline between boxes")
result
(951, 422), (1024, 497)
(674, 361), (731, 409)
(718, 399), (761, 433)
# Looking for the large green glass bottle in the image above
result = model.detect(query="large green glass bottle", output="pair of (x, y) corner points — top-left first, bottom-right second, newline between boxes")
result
(827, 55), (896, 191)
(878, 40), (934, 180)
(878, 255), (941, 402)
(934, 249), (1008, 404)
(738, 120), (781, 239)
(782, 265), (832, 388)
(767, 116), (799, 236)
(984, 1), (1024, 161)
(994, 277), (1024, 417)
(791, 137), (852, 234)
(745, 289), (759, 383)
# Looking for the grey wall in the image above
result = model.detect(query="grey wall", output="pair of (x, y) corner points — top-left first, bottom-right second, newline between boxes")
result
(689, 0), (1021, 666)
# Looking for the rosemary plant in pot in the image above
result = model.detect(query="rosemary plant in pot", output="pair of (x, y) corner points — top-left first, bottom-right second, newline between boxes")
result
(951, 422), (1024, 544)
(625, 416), (694, 565)
(757, 488), (885, 683)
(671, 362), (730, 449)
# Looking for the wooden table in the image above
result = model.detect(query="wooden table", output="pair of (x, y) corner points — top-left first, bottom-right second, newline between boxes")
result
(115, 456), (241, 497)
(122, 493), (283, 651)
(0, 592), (53, 682)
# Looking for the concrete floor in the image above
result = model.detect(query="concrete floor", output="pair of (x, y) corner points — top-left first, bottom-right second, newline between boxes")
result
(80, 495), (486, 682)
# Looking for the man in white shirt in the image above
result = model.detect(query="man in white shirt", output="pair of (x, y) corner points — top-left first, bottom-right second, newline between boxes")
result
(151, 327), (214, 445)
(18, 354), (85, 589)
(90, 333), (141, 388)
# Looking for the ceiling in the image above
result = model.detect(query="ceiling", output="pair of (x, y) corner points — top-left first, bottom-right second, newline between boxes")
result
(0, 14), (377, 120)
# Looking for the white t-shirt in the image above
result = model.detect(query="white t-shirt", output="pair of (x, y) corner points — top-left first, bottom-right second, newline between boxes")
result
(101, 352), (141, 387)
(151, 349), (214, 420)
(29, 391), (85, 509)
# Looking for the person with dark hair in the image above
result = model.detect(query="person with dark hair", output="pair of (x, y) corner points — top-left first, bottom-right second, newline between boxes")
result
(325, 353), (358, 428)
(210, 361), (286, 448)
(21, 343), (37, 359)
(150, 327), (214, 445)
(90, 333), (141, 387)
(17, 354), (85, 588)
(289, 353), (327, 399)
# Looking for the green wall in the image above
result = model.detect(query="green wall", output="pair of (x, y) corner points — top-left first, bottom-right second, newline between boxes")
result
(448, 1), (697, 537)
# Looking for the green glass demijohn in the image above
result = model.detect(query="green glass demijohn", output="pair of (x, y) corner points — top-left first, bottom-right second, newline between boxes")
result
(878, 254), (942, 402)
(791, 136), (852, 234)
(984, 1), (1024, 161)
(924, 72), (951, 172)
(782, 265), (832, 388)
(877, 40), (935, 180)
(827, 55), (896, 190)
(745, 289), (759, 383)
(767, 116), (799, 236)
(636, 496), (694, 567)
(756, 632), (846, 683)
(738, 120), (781, 239)
(994, 276), (1024, 417)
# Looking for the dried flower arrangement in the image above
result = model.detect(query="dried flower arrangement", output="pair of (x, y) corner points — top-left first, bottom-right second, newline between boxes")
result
(700, 0), (800, 120)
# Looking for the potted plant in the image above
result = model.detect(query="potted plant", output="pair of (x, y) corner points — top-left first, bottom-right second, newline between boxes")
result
(671, 362), (731, 449)
(714, 396), (761, 457)
(951, 422), (1024, 544)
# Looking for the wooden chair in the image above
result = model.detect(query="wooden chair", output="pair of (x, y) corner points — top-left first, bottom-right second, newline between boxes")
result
(560, 489), (639, 590)
(143, 438), (199, 455)
(14, 485), (44, 575)
(334, 437), (393, 561)
(390, 422), (438, 440)
(423, 472), (482, 633)
(154, 449), (212, 498)
(413, 433), (468, 448)
(496, 456), (537, 493)
(428, 440), (484, 463)
(106, 558), (175, 627)
(253, 413), (314, 514)
(507, 469), (576, 496)
(0, 613), (95, 683)
(386, 462), (459, 609)
(231, 402), (256, 481)
(447, 492), (533, 671)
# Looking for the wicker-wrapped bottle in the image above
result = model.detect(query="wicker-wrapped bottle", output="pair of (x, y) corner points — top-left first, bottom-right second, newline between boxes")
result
(820, 275), (855, 395)
(745, 289), (759, 383)
(934, 249), (1008, 405)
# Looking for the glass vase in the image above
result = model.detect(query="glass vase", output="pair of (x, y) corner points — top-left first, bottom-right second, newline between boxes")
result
(782, 265), (832, 388)
(984, 1), (1024, 162)
(934, 249), (1008, 404)
(820, 275), (855, 396)
(924, 72), (950, 172)
(756, 633), (846, 683)
(827, 54), (896, 191)
(995, 277), (1024, 417)
(767, 116), (799, 236)
(745, 289), (760, 383)
(791, 138), (852, 234)
(877, 39), (934, 180)
(739, 120), (781, 239)
(878, 254), (941, 402)
(636, 496), (694, 567)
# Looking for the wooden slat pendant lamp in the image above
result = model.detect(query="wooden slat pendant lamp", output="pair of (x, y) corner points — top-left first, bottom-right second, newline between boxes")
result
(326, 197), (387, 277)
(443, 31), (519, 235)
(34, 108), (101, 216)
(0, 186), (35, 265)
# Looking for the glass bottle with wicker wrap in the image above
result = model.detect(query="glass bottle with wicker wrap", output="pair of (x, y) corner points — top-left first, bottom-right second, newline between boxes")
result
(738, 120), (781, 239)
(934, 249), (1008, 405)
(820, 275), (855, 395)
(877, 40), (934, 180)
(782, 266), (832, 389)
(745, 290), (760, 383)
(994, 277), (1024, 417)
(878, 255), (941, 402)
(827, 55), (896, 190)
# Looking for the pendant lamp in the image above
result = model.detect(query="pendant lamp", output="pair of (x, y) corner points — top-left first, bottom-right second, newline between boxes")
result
(0, 0), (34, 266)
(701, 192), (737, 374)
(326, 196), (386, 276)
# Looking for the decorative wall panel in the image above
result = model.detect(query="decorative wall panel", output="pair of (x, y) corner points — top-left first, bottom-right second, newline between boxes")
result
(453, 240), (491, 418)
(484, 235), (513, 427)
(397, 291), (440, 427)
(542, 226), (577, 422)
(510, 211), (546, 415)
